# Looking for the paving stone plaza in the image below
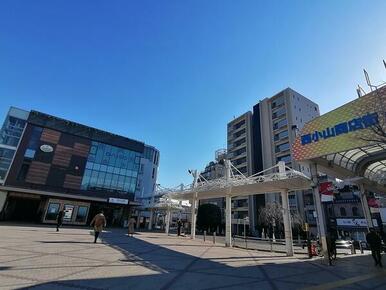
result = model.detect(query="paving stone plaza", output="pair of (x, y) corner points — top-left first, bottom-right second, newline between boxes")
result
(0, 224), (385, 290)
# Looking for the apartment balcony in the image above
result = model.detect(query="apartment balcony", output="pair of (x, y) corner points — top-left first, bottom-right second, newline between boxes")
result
(233, 161), (247, 168)
(275, 148), (290, 154)
(274, 136), (289, 144)
(272, 112), (286, 121)
(231, 151), (247, 159)
(273, 124), (288, 132)
(275, 150), (291, 157)
(231, 143), (247, 151)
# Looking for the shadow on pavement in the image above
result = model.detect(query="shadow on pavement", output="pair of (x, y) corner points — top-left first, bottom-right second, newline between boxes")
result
(20, 230), (386, 290)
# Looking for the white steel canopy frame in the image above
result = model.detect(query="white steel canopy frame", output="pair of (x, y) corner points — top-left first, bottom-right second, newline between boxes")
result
(162, 161), (312, 256)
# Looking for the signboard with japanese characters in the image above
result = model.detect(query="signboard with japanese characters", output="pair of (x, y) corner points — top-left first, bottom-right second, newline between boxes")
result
(292, 88), (386, 161)
(336, 218), (378, 228)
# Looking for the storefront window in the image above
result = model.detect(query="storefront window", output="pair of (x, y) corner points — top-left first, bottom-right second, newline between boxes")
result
(76, 206), (88, 222)
(63, 204), (74, 221)
(46, 203), (60, 221)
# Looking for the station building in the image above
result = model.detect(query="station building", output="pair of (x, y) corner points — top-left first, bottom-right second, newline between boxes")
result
(0, 107), (159, 226)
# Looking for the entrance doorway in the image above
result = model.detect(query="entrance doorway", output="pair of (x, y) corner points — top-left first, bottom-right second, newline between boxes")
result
(4, 194), (42, 222)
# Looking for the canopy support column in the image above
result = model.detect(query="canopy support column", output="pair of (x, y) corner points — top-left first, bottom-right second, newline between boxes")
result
(165, 208), (171, 235)
(310, 163), (328, 254)
(190, 196), (197, 239)
(225, 160), (232, 247)
(191, 170), (198, 240)
(359, 183), (373, 230)
(148, 209), (153, 230)
(225, 194), (232, 247)
(281, 190), (294, 256)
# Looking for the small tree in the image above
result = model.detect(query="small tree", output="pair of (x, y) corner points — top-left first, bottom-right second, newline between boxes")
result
(196, 203), (222, 233)
(291, 211), (305, 240)
(258, 202), (283, 239)
(258, 202), (305, 239)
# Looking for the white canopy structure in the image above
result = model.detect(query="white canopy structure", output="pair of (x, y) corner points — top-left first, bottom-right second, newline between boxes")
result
(138, 189), (189, 234)
(164, 160), (312, 256)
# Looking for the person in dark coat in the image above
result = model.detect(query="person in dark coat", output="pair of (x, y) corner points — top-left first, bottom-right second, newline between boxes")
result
(366, 228), (383, 267)
(56, 210), (64, 232)
(177, 219), (182, 236)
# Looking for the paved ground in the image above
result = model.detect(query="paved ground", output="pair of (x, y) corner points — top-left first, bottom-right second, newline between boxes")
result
(0, 224), (385, 290)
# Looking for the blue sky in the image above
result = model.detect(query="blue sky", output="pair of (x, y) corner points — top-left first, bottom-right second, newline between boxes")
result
(1, 0), (385, 187)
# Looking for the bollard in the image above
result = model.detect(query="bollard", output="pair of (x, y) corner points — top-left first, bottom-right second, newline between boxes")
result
(270, 240), (273, 252)
(360, 242), (364, 254)
(213, 232), (216, 244)
(204, 230), (206, 242)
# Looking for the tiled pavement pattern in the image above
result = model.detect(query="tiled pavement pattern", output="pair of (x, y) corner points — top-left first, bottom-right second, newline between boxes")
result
(0, 224), (385, 290)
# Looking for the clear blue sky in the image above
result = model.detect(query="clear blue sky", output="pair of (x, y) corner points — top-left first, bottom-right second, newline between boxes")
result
(1, 1), (385, 187)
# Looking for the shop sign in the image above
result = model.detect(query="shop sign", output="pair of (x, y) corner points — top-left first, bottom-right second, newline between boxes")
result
(40, 144), (54, 153)
(108, 197), (128, 205)
(292, 89), (386, 161)
(336, 218), (378, 227)
(300, 112), (378, 146)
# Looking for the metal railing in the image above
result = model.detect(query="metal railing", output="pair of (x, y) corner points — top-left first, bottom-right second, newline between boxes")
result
(232, 235), (309, 255)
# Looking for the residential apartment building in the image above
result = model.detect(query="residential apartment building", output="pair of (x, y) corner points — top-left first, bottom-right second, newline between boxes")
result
(227, 88), (320, 235)
(253, 88), (320, 233)
(227, 112), (255, 234)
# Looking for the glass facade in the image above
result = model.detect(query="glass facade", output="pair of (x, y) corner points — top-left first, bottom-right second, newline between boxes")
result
(0, 114), (26, 147)
(0, 148), (15, 181)
(0, 108), (28, 182)
(81, 141), (141, 194)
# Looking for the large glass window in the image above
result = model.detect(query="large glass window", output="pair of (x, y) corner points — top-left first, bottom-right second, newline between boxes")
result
(46, 203), (60, 221)
(75, 206), (88, 222)
(81, 141), (141, 194)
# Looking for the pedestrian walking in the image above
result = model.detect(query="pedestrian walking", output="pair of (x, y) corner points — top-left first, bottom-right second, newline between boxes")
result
(366, 228), (383, 267)
(128, 217), (136, 237)
(90, 211), (107, 243)
(177, 219), (182, 236)
(56, 210), (64, 232)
